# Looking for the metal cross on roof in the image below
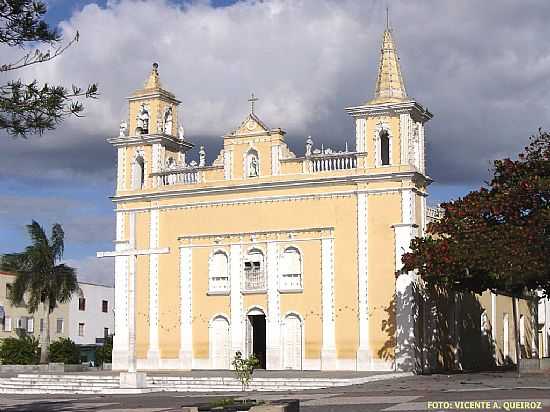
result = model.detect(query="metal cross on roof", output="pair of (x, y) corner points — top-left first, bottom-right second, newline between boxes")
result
(248, 92), (259, 114)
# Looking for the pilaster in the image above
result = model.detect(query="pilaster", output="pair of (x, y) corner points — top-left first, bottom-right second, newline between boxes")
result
(178, 246), (193, 369)
(230, 244), (243, 358)
(112, 211), (129, 370)
(224, 150), (233, 180)
(146, 208), (160, 367)
(266, 241), (281, 369)
(271, 145), (280, 176)
(321, 236), (336, 370)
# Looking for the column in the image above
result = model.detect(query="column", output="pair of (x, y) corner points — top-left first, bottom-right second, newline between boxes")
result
(147, 208), (160, 367)
(117, 147), (126, 191)
(266, 242), (281, 369)
(179, 246), (193, 369)
(356, 191), (371, 369)
(394, 188), (420, 372)
(321, 236), (336, 370)
(271, 145), (280, 175)
(112, 211), (129, 370)
(230, 244), (243, 359)
(127, 212), (137, 373)
(224, 150), (233, 180)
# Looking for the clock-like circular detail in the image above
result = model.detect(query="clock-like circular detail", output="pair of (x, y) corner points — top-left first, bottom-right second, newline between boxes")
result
(246, 120), (256, 131)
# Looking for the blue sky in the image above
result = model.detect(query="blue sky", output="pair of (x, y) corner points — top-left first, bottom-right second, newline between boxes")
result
(2, 0), (549, 284)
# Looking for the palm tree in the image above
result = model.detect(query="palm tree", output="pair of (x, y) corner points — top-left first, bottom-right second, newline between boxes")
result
(1, 221), (79, 363)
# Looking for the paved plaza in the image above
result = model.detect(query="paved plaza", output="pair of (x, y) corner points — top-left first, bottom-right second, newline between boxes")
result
(1, 371), (550, 411)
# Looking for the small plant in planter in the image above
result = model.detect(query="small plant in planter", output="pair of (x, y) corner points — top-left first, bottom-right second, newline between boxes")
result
(231, 351), (259, 392)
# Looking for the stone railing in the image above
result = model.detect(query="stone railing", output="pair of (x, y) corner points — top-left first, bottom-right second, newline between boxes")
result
(152, 167), (200, 186)
(307, 152), (357, 172)
(426, 206), (444, 224)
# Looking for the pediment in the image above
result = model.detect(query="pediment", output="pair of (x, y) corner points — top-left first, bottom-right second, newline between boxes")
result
(233, 113), (269, 135)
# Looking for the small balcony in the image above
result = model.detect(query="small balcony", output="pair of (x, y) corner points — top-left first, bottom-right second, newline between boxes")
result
(152, 167), (200, 186)
(244, 269), (266, 292)
(308, 152), (358, 172)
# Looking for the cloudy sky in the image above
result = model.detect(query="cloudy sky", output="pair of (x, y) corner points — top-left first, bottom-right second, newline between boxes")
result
(1, 0), (549, 285)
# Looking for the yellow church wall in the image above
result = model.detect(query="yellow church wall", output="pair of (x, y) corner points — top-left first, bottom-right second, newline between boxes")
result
(244, 294), (268, 314)
(202, 167), (225, 182)
(367, 192), (401, 360)
(279, 240), (322, 358)
(280, 159), (303, 174)
(226, 139), (275, 180)
(157, 216), (182, 358)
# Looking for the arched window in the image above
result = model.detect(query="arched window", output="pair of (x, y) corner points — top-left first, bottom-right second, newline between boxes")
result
(380, 130), (390, 166)
(209, 251), (229, 293)
(246, 150), (259, 178)
(244, 249), (265, 291)
(132, 156), (145, 189)
(280, 247), (302, 290)
(210, 315), (230, 369)
(282, 314), (302, 370)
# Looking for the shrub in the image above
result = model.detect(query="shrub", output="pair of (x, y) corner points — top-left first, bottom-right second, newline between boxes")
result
(49, 337), (80, 364)
(231, 351), (259, 391)
(96, 335), (112, 365)
(0, 333), (40, 365)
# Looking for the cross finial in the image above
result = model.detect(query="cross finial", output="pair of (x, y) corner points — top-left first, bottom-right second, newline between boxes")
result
(248, 92), (259, 114)
(386, 6), (389, 30)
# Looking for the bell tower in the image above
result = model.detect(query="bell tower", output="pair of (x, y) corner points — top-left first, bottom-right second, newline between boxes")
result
(109, 63), (193, 193)
(346, 24), (432, 174)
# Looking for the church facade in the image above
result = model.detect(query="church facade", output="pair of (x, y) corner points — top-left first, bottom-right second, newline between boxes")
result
(107, 27), (437, 372)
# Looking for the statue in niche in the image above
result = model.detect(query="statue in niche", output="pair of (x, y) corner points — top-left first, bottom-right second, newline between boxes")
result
(248, 155), (259, 177)
(119, 120), (128, 137)
(163, 106), (173, 135)
(178, 125), (185, 140)
(136, 103), (149, 134)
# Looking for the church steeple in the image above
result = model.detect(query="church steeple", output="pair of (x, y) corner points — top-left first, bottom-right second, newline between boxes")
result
(369, 25), (408, 104)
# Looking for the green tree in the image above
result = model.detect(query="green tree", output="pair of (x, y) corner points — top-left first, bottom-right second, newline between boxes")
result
(402, 130), (550, 365)
(49, 337), (80, 364)
(0, 0), (98, 137)
(1, 220), (79, 363)
(0, 331), (40, 365)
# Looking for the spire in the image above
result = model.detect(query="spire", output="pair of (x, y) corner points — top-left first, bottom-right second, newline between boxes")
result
(368, 24), (408, 104)
(144, 62), (162, 89)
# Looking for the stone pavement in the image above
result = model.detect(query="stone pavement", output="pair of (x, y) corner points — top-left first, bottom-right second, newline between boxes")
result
(1, 371), (550, 411)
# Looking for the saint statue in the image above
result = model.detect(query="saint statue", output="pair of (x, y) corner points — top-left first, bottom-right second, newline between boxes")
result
(119, 120), (128, 137)
(136, 103), (149, 134)
(178, 125), (185, 140)
(249, 155), (259, 177)
(163, 106), (173, 135)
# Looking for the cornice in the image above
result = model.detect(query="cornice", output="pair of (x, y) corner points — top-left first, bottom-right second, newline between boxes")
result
(345, 100), (433, 122)
(111, 170), (426, 203)
(107, 134), (194, 151)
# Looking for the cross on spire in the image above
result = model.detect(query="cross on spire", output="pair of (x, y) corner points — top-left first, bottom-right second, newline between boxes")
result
(386, 6), (390, 30)
(248, 92), (259, 114)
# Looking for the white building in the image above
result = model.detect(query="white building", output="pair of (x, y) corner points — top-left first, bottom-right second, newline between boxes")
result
(68, 282), (115, 345)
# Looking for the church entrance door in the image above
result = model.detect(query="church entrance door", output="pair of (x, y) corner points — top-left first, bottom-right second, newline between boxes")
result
(246, 313), (266, 369)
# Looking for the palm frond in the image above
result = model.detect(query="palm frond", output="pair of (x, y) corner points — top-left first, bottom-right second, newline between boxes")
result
(50, 223), (65, 262)
(52, 263), (78, 306)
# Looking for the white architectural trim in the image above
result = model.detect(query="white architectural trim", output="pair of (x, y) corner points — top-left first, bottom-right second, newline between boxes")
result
(266, 242), (281, 369)
(112, 212), (129, 370)
(208, 313), (231, 369)
(356, 191), (371, 369)
(373, 120), (393, 167)
(271, 144), (280, 175)
(178, 246), (193, 369)
(230, 244), (243, 362)
(321, 236), (336, 370)
(355, 118), (367, 153)
(146, 208), (160, 367)
(223, 149), (232, 180)
(399, 113), (411, 165)
(117, 147), (126, 191)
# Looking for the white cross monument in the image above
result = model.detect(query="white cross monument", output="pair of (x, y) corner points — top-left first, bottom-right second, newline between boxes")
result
(97, 242), (169, 388)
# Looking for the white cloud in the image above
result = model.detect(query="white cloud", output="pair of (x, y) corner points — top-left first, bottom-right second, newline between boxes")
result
(1, 0), (550, 186)
(65, 255), (114, 286)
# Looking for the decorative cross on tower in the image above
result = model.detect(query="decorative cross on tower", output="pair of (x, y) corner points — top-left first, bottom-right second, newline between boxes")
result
(248, 92), (259, 114)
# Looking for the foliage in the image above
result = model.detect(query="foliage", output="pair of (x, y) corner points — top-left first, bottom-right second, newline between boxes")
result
(96, 335), (112, 365)
(48, 337), (80, 364)
(0, 220), (79, 362)
(0, 0), (98, 137)
(231, 351), (259, 391)
(0, 332), (40, 365)
(401, 130), (550, 297)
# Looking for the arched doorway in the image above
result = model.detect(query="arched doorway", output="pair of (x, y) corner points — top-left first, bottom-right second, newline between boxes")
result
(246, 308), (266, 369)
(210, 316), (230, 369)
(282, 314), (302, 370)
